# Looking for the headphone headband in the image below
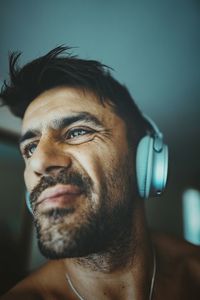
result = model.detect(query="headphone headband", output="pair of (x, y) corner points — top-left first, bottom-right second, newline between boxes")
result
(142, 114), (163, 140)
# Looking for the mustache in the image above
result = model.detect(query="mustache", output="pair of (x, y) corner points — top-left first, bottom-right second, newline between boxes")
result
(30, 169), (93, 210)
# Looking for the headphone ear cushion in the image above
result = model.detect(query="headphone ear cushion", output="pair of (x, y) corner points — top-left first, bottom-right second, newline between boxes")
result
(136, 136), (154, 198)
(25, 191), (33, 214)
(151, 143), (168, 194)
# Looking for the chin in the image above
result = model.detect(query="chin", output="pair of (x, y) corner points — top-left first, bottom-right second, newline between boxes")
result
(35, 208), (106, 259)
(37, 227), (104, 259)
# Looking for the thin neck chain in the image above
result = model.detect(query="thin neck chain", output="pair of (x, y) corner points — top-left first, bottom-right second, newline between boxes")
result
(66, 249), (156, 300)
(149, 247), (156, 300)
(66, 274), (85, 300)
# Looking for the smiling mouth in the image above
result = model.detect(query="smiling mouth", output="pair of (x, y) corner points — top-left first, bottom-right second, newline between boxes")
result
(36, 184), (84, 209)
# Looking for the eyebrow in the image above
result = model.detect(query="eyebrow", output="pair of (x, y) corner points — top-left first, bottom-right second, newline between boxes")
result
(19, 112), (103, 145)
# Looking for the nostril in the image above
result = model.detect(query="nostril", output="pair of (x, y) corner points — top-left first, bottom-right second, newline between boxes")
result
(30, 146), (72, 176)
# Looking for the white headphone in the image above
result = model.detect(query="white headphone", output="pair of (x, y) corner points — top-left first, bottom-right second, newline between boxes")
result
(136, 115), (168, 199)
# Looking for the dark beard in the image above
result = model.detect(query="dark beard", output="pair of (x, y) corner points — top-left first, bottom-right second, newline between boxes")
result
(30, 156), (135, 260)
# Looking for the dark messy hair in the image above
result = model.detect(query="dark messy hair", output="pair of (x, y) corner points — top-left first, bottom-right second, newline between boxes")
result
(0, 46), (148, 138)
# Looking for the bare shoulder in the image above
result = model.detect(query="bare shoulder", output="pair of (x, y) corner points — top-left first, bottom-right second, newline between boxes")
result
(153, 232), (200, 268)
(152, 232), (200, 299)
(0, 260), (71, 300)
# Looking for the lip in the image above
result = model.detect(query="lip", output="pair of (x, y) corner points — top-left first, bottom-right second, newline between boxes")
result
(37, 184), (83, 206)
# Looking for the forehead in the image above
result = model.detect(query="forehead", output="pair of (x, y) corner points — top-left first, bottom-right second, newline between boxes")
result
(22, 86), (123, 132)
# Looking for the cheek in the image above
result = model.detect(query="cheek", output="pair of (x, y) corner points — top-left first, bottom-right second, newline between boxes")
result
(24, 167), (28, 186)
(24, 167), (30, 190)
(73, 144), (123, 187)
(24, 166), (36, 192)
(74, 149), (102, 185)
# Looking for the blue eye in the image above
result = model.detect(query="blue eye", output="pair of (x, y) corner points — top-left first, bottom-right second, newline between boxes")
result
(67, 128), (92, 139)
(24, 143), (37, 158)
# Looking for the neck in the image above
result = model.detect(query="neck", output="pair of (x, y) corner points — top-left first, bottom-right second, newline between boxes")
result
(74, 221), (137, 273)
(63, 202), (155, 300)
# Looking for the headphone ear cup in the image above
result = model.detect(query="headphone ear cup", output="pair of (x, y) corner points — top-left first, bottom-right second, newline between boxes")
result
(151, 143), (168, 195)
(136, 136), (154, 198)
(25, 191), (33, 214)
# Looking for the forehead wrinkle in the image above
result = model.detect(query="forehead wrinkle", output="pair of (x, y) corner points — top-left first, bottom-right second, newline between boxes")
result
(50, 112), (104, 130)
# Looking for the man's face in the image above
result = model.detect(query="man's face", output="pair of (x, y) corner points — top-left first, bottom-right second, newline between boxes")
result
(20, 87), (136, 259)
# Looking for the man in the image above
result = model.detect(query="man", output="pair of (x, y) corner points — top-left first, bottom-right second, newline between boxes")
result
(0, 46), (199, 299)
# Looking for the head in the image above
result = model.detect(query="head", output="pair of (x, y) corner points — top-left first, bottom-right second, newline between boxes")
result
(0, 46), (150, 259)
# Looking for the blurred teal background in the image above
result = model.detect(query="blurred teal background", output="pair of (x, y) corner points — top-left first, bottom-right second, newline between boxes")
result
(0, 0), (199, 138)
(0, 0), (200, 294)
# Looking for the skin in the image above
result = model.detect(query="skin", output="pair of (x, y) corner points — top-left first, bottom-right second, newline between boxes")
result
(1, 87), (200, 300)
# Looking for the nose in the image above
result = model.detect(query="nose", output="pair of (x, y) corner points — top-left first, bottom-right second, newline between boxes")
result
(29, 139), (72, 177)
